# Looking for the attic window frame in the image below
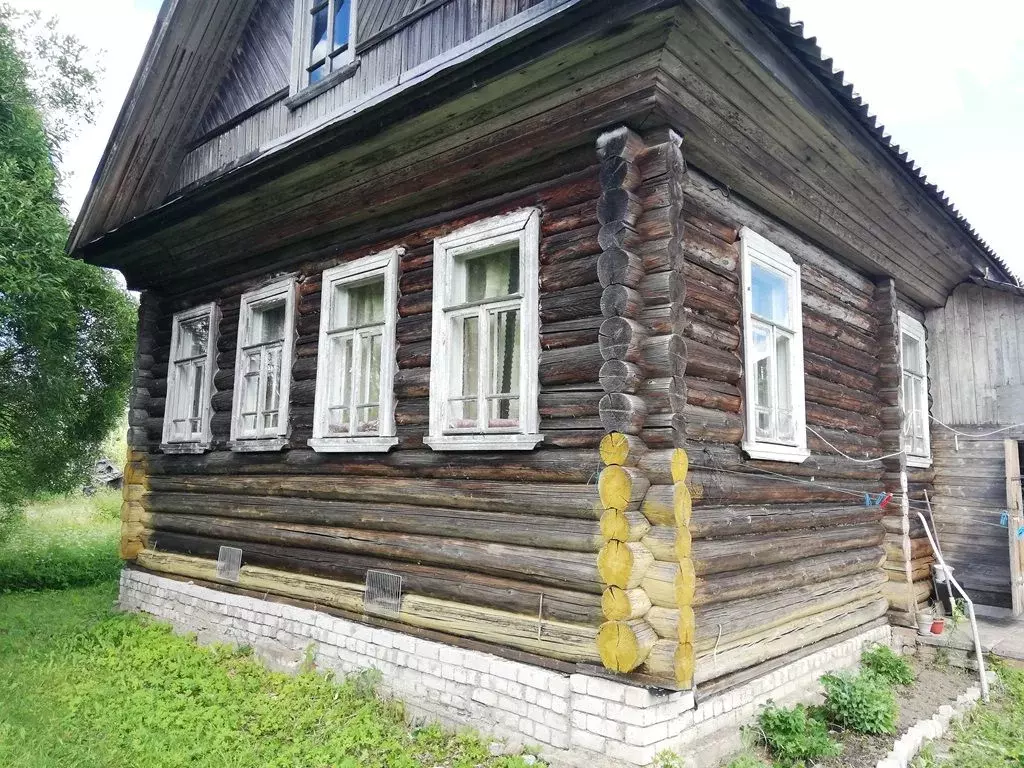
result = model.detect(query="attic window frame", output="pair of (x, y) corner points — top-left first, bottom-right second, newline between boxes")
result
(289, 0), (359, 100)
(899, 312), (931, 468)
(161, 302), (219, 454)
(739, 227), (809, 464)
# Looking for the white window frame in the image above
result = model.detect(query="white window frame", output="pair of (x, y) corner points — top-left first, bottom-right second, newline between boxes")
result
(229, 278), (297, 451)
(309, 248), (401, 453)
(161, 302), (219, 454)
(899, 312), (932, 468)
(740, 227), (809, 463)
(289, 0), (358, 95)
(426, 208), (543, 451)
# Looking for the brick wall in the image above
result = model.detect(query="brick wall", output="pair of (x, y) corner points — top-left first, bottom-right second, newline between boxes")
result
(120, 569), (890, 767)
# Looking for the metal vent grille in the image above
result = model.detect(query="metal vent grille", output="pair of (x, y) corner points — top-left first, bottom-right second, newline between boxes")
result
(364, 570), (403, 618)
(216, 546), (242, 582)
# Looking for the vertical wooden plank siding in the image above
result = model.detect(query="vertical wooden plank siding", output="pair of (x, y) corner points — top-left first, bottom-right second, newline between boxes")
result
(178, 0), (553, 191)
(1004, 439), (1024, 615)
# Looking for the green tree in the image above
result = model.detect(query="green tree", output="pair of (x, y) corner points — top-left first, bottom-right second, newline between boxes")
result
(0, 11), (136, 538)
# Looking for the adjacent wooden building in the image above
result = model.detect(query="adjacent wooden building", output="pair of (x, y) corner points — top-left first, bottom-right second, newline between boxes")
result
(72, 0), (1014, 724)
(927, 280), (1024, 614)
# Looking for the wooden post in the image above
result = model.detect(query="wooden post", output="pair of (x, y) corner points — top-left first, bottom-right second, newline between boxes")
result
(1004, 439), (1024, 616)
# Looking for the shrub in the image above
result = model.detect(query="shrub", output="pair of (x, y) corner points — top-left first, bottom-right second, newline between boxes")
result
(757, 703), (840, 766)
(821, 670), (897, 734)
(724, 754), (769, 768)
(861, 644), (915, 686)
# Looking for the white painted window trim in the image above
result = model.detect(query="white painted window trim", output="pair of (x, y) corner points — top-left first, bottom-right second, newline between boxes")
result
(899, 312), (932, 468)
(229, 278), (297, 452)
(161, 302), (219, 454)
(309, 248), (401, 453)
(426, 208), (543, 452)
(289, 0), (358, 96)
(739, 227), (809, 463)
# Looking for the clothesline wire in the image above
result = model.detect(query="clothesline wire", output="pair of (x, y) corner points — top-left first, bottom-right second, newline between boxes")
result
(930, 415), (1024, 439)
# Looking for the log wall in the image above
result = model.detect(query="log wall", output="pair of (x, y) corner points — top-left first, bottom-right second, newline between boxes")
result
(123, 161), (611, 663)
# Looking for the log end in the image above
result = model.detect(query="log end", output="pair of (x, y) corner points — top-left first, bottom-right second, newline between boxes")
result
(597, 619), (657, 672)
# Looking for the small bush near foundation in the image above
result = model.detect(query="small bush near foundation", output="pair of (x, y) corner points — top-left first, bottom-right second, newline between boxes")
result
(653, 750), (686, 768)
(820, 670), (897, 734)
(757, 703), (840, 766)
(861, 644), (915, 686)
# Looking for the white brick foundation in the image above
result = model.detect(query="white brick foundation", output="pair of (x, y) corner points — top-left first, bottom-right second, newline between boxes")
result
(120, 569), (890, 767)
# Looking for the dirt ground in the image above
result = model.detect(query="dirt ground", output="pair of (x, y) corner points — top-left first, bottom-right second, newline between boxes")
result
(817, 659), (974, 768)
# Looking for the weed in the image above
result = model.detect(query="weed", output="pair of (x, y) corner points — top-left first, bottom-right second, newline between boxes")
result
(820, 670), (897, 734)
(723, 753), (770, 768)
(861, 644), (915, 686)
(757, 703), (841, 766)
(653, 749), (687, 767)
(933, 646), (950, 670)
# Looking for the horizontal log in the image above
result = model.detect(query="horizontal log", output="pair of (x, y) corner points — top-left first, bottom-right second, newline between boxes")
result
(601, 586), (652, 621)
(149, 513), (602, 592)
(540, 343), (603, 386)
(147, 492), (603, 551)
(147, 474), (601, 518)
(136, 550), (600, 662)
(690, 523), (885, 576)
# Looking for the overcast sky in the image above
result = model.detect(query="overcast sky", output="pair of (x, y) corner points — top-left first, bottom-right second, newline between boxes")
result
(16, 0), (1024, 276)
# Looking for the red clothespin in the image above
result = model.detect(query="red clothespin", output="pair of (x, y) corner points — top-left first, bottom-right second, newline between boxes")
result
(879, 492), (893, 509)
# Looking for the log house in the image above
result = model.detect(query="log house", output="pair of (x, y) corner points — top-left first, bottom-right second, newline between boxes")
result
(70, 0), (1017, 758)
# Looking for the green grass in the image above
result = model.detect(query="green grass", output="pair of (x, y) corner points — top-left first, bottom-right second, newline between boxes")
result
(0, 492), (122, 591)
(0, 499), (543, 767)
(0, 583), (541, 768)
(913, 662), (1024, 767)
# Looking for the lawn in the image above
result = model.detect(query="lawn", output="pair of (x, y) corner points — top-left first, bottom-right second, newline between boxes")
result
(914, 662), (1024, 767)
(0, 496), (540, 768)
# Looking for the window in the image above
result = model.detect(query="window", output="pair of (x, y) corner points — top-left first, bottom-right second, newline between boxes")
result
(230, 279), (297, 450)
(899, 312), (931, 467)
(291, 0), (357, 92)
(162, 303), (219, 453)
(310, 248), (400, 452)
(740, 227), (808, 463)
(427, 209), (542, 451)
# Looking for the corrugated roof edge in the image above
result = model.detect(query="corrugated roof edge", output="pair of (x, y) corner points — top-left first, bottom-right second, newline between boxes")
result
(747, 0), (1018, 286)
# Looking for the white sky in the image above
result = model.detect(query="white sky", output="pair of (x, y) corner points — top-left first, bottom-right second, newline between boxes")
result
(13, 0), (1024, 276)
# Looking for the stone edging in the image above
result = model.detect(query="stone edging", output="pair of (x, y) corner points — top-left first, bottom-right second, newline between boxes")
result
(875, 673), (994, 768)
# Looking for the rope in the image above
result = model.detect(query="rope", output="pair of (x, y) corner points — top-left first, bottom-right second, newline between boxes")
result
(930, 415), (1024, 439)
(806, 425), (906, 464)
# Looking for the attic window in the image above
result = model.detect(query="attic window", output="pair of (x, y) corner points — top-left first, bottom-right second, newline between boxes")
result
(292, 0), (357, 94)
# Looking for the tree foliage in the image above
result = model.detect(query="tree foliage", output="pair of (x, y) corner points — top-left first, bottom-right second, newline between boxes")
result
(0, 12), (136, 535)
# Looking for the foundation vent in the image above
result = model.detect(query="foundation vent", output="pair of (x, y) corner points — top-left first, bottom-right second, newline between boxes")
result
(216, 546), (243, 582)
(364, 569), (403, 618)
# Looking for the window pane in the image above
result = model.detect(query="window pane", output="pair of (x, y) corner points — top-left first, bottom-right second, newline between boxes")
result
(242, 352), (260, 412)
(309, 61), (327, 84)
(263, 346), (282, 415)
(327, 335), (352, 434)
(190, 362), (204, 422)
(310, 5), (328, 63)
(463, 247), (519, 302)
(775, 334), (794, 441)
(752, 324), (772, 440)
(253, 303), (286, 343)
(175, 316), (209, 360)
(751, 263), (790, 326)
(332, 0), (350, 49)
(490, 308), (520, 397)
(449, 314), (479, 429)
(359, 331), (382, 406)
(349, 280), (385, 325)
(902, 333), (923, 375)
(488, 397), (520, 429)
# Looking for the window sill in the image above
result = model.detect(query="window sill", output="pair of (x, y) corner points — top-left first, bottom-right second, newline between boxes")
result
(229, 438), (289, 453)
(906, 455), (932, 469)
(424, 434), (545, 452)
(160, 442), (211, 455)
(742, 441), (810, 464)
(285, 58), (360, 111)
(308, 436), (399, 453)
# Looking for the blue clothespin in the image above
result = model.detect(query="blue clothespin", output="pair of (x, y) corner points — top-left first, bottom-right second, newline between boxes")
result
(1001, 511), (1010, 527)
(864, 493), (873, 507)
(1018, 525), (1024, 541)
(875, 492), (887, 507)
